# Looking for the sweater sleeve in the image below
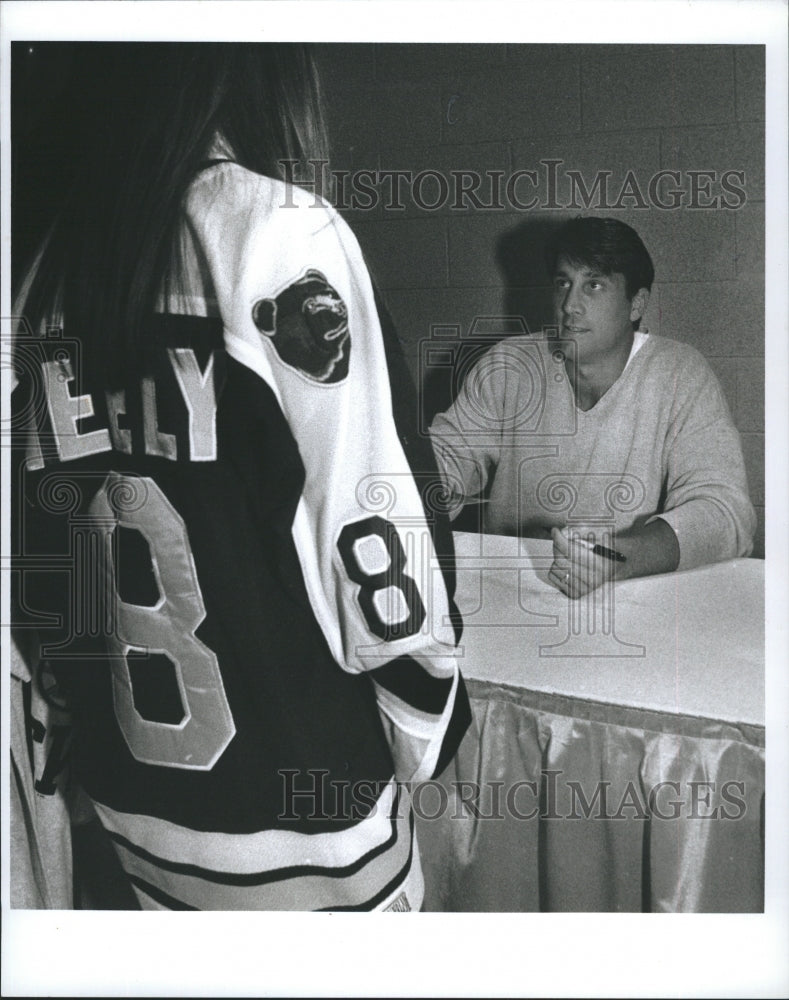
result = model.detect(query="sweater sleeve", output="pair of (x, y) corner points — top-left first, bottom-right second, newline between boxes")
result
(651, 350), (756, 569)
(428, 345), (508, 517)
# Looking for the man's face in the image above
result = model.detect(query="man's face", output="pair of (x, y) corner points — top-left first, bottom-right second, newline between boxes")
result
(551, 257), (645, 362)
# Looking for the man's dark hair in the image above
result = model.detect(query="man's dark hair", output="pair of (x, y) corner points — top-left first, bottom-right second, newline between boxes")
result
(545, 217), (655, 297)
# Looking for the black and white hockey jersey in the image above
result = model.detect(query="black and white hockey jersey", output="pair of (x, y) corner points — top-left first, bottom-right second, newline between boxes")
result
(11, 162), (470, 910)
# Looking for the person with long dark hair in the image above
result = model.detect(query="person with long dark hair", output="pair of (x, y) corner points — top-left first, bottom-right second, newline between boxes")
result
(10, 43), (470, 911)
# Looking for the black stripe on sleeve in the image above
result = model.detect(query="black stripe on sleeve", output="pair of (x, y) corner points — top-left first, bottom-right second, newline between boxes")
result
(432, 675), (472, 780)
(368, 654), (454, 715)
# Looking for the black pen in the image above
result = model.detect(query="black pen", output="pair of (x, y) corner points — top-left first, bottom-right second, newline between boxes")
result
(574, 537), (627, 563)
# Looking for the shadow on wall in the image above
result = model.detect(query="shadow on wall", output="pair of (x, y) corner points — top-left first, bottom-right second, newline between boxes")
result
(420, 215), (567, 429)
(496, 215), (568, 332)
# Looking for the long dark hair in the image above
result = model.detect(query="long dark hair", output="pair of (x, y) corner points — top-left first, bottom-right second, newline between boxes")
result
(15, 42), (329, 388)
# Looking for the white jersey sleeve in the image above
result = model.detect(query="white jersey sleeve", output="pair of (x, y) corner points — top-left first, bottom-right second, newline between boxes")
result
(184, 166), (465, 783)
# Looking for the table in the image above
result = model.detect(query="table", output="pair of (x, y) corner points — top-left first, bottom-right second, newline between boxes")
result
(416, 532), (765, 912)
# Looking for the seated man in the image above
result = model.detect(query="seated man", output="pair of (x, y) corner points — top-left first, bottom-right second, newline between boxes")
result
(429, 216), (756, 598)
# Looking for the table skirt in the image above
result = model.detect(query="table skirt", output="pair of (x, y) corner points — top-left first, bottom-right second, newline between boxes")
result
(416, 679), (765, 912)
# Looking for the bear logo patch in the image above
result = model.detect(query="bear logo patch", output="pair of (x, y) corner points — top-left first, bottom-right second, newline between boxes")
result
(252, 269), (350, 383)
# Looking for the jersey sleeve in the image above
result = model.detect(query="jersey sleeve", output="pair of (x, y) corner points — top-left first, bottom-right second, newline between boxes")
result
(651, 348), (756, 569)
(185, 168), (469, 782)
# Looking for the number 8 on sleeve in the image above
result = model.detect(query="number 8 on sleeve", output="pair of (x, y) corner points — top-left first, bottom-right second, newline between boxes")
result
(337, 516), (426, 643)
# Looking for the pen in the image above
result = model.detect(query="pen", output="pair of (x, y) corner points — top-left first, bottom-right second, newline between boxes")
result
(573, 536), (627, 563)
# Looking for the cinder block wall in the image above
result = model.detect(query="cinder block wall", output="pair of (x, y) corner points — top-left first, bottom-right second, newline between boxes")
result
(314, 44), (765, 557)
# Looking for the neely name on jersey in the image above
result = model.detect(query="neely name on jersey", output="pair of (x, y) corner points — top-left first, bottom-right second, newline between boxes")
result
(19, 317), (224, 470)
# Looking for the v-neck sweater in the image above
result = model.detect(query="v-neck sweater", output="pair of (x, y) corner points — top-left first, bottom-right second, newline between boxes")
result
(430, 332), (756, 570)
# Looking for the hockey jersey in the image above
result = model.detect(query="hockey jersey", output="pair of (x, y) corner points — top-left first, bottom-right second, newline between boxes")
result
(9, 633), (75, 908)
(10, 162), (470, 910)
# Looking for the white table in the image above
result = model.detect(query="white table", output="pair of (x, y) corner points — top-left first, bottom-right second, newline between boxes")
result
(417, 532), (765, 912)
(449, 531), (763, 723)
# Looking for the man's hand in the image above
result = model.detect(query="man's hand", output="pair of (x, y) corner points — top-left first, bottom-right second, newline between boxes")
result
(548, 518), (681, 598)
(549, 526), (618, 599)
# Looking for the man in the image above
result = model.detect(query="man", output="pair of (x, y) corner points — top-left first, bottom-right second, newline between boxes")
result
(429, 216), (755, 598)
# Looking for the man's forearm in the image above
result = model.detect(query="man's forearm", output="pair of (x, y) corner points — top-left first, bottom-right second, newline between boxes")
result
(613, 516), (680, 581)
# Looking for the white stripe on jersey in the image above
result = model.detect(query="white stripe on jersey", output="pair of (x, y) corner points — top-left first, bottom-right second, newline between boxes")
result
(92, 780), (421, 911)
(92, 778), (402, 872)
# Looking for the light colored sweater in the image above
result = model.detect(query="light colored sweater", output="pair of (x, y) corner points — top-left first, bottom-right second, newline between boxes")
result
(429, 333), (756, 570)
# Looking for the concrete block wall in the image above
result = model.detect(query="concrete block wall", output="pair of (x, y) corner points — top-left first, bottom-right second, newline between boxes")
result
(314, 44), (765, 557)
